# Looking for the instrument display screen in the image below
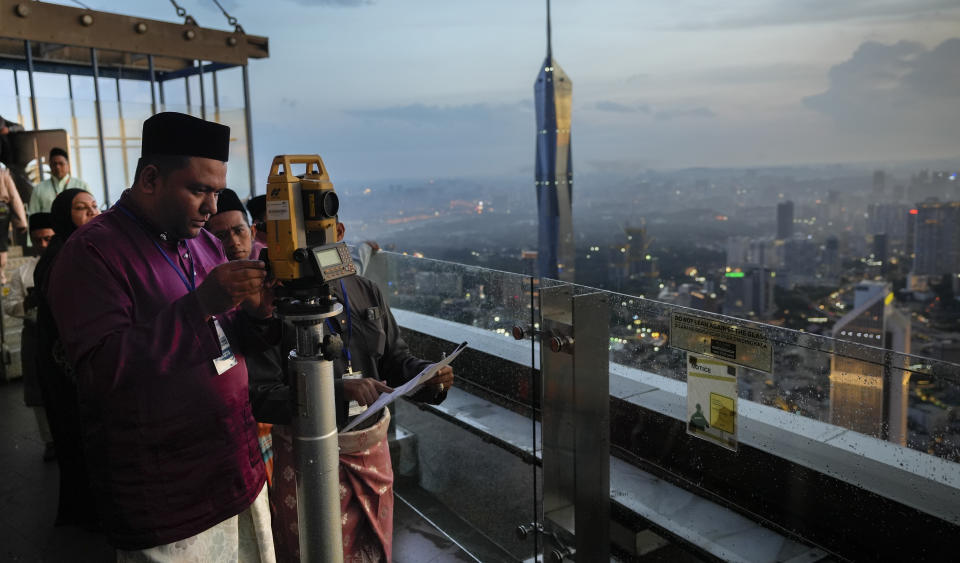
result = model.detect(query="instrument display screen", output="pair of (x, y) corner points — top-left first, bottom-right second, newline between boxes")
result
(307, 242), (357, 283)
(314, 248), (342, 268)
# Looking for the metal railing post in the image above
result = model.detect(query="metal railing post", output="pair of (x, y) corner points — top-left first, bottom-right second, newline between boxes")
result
(212, 70), (220, 123)
(24, 40), (42, 182)
(67, 74), (82, 179)
(90, 48), (110, 205)
(116, 76), (130, 187)
(198, 60), (206, 120)
(242, 64), (256, 197)
(148, 55), (158, 115)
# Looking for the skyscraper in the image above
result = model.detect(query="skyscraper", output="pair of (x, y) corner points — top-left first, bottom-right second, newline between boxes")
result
(822, 236), (841, 281)
(624, 223), (657, 280)
(830, 281), (911, 445)
(722, 267), (775, 320)
(534, 0), (574, 281)
(912, 201), (960, 276)
(776, 201), (794, 240)
(866, 203), (910, 253)
(873, 170), (886, 197)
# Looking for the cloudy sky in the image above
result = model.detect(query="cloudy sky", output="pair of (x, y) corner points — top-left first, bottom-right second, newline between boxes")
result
(38, 1), (960, 183)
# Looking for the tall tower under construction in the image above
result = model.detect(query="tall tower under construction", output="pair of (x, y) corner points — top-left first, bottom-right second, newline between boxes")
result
(534, 0), (574, 280)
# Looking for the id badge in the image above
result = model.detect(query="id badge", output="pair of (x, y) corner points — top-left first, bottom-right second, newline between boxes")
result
(212, 318), (239, 375)
(343, 369), (368, 417)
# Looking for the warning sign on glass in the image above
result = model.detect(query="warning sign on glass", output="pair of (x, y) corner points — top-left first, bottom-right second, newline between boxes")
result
(670, 312), (772, 373)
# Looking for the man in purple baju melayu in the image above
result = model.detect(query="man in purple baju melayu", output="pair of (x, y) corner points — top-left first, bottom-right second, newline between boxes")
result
(47, 112), (277, 560)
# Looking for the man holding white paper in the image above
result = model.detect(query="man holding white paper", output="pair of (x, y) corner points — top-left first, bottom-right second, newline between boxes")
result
(342, 341), (467, 432)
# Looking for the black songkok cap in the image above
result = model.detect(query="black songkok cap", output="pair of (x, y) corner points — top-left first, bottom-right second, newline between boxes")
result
(215, 188), (247, 217)
(29, 212), (54, 231)
(247, 195), (266, 222)
(141, 112), (230, 162)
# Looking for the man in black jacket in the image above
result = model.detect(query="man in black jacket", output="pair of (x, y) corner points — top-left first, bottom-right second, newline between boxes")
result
(224, 213), (453, 561)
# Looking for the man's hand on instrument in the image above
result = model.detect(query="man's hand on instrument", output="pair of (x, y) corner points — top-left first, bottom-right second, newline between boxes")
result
(196, 260), (267, 317)
(240, 277), (277, 319)
(343, 378), (393, 406)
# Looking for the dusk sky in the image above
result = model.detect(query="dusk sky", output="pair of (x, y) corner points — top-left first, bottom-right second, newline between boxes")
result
(33, 1), (960, 183)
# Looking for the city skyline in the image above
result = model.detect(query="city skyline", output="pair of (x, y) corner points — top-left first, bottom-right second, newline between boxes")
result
(28, 0), (960, 184)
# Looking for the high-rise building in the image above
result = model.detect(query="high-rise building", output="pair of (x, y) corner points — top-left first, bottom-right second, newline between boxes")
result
(829, 281), (911, 445)
(866, 203), (910, 252)
(727, 236), (778, 270)
(825, 190), (841, 225)
(534, 0), (574, 281)
(822, 236), (841, 281)
(776, 201), (794, 240)
(905, 208), (917, 264)
(779, 237), (823, 287)
(624, 224), (658, 280)
(722, 267), (775, 320)
(912, 201), (960, 276)
(725, 236), (750, 269)
(872, 233), (889, 273)
(873, 170), (886, 197)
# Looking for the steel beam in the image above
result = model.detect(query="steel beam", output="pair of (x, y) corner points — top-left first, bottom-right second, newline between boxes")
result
(0, 56), (154, 81)
(0, 56), (238, 83)
(1, 0), (268, 65)
(156, 61), (234, 82)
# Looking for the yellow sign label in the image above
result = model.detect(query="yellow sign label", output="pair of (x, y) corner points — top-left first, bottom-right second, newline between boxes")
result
(710, 392), (736, 434)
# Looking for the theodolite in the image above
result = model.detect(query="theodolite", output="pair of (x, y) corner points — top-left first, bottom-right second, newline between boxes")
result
(264, 155), (356, 563)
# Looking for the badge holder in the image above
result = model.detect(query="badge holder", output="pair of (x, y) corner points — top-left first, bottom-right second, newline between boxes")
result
(343, 368), (368, 418)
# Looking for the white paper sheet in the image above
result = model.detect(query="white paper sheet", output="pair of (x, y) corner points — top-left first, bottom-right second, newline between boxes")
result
(341, 341), (468, 432)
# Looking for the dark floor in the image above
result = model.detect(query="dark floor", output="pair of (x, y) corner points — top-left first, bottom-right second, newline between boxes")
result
(0, 377), (478, 562)
(0, 378), (113, 561)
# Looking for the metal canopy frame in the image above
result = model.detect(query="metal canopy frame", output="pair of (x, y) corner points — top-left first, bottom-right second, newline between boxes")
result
(0, 58), (236, 83)
(0, 0), (268, 200)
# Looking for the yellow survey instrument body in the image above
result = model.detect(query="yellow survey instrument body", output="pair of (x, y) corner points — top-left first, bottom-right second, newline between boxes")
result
(265, 154), (340, 281)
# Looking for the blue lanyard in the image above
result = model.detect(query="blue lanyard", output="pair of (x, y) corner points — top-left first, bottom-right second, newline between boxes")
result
(151, 239), (196, 292)
(325, 279), (352, 367)
(116, 204), (196, 292)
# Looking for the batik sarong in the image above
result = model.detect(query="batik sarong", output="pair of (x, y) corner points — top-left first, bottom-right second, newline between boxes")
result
(270, 408), (393, 562)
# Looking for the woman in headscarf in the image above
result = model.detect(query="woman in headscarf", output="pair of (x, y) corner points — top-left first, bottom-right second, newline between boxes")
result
(35, 188), (100, 527)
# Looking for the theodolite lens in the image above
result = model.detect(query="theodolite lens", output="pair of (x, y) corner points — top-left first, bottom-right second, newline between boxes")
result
(320, 191), (339, 218)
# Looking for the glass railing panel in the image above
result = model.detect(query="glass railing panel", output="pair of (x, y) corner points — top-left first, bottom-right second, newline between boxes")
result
(360, 257), (958, 558)
(541, 278), (960, 560)
(542, 278), (960, 460)
(904, 364), (960, 462)
(363, 250), (540, 560)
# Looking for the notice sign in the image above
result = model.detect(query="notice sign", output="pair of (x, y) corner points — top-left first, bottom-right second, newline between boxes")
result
(686, 353), (738, 451)
(670, 312), (772, 373)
